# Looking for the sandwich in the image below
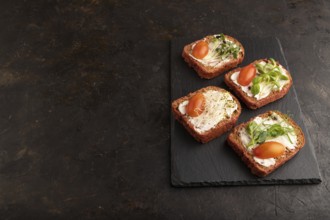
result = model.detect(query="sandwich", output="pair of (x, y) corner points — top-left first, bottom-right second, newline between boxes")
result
(227, 110), (305, 177)
(171, 86), (241, 143)
(224, 58), (293, 109)
(182, 34), (245, 79)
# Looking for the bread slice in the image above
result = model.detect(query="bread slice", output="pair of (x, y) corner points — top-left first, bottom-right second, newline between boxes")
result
(172, 86), (241, 143)
(224, 59), (293, 109)
(182, 34), (245, 79)
(227, 110), (305, 177)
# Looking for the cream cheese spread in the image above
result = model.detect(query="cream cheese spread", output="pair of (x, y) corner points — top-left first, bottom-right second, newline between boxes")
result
(178, 90), (238, 134)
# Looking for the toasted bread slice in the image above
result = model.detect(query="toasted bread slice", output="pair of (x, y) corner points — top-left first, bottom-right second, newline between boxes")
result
(172, 86), (241, 143)
(227, 110), (305, 177)
(224, 59), (293, 109)
(182, 34), (245, 79)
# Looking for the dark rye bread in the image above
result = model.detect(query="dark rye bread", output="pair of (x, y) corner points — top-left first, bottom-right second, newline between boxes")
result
(224, 59), (293, 109)
(172, 86), (241, 143)
(227, 110), (305, 177)
(182, 35), (245, 79)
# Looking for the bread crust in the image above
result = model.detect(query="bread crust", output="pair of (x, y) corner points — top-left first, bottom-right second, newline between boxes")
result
(172, 86), (241, 143)
(224, 59), (293, 109)
(226, 110), (305, 177)
(182, 35), (245, 79)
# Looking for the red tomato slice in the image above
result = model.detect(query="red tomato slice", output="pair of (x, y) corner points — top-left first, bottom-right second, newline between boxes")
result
(237, 64), (256, 86)
(192, 41), (209, 59)
(253, 141), (285, 159)
(186, 93), (206, 117)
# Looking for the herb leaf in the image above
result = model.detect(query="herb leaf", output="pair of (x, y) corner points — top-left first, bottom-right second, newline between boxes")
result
(250, 58), (289, 96)
(269, 58), (277, 66)
(252, 76), (262, 84)
(256, 131), (267, 144)
(245, 119), (294, 148)
(251, 83), (260, 95)
(220, 33), (225, 41)
(267, 124), (285, 137)
(211, 34), (240, 61)
(247, 121), (258, 135)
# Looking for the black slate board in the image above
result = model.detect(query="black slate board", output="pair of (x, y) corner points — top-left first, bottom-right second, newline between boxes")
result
(170, 37), (322, 187)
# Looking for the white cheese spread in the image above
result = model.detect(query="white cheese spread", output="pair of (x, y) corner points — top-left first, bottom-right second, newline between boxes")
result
(178, 90), (238, 134)
(253, 157), (276, 167)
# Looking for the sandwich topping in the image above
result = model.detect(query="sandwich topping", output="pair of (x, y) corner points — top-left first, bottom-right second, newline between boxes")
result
(192, 41), (209, 59)
(238, 112), (297, 167)
(178, 89), (238, 133)
(185, 93), (206, 117)
(237, 64), (256, 86)
(190, 34), (241, 68)
(231, 59), (290, 100)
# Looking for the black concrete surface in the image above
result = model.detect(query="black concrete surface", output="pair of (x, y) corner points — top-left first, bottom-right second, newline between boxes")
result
(0, 0), (329, 219)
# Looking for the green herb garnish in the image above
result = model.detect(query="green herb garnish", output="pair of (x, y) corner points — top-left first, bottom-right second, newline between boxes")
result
(246, 119), (294, 148)
(211, 34), (240, 60)
(246, 121), (264, 147)
(251, 83), (260, 96)
(251, 58), (289, 96)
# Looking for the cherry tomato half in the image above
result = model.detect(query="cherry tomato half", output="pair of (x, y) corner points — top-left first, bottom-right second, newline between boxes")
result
(192, 41), (209, 59)
(186, 93), (206, 117)
(237, 64), (256, 86)
(253, 141), (285, 159)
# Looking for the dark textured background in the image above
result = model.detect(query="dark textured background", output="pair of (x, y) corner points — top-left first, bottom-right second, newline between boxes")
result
(0, 0), (329, 219)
